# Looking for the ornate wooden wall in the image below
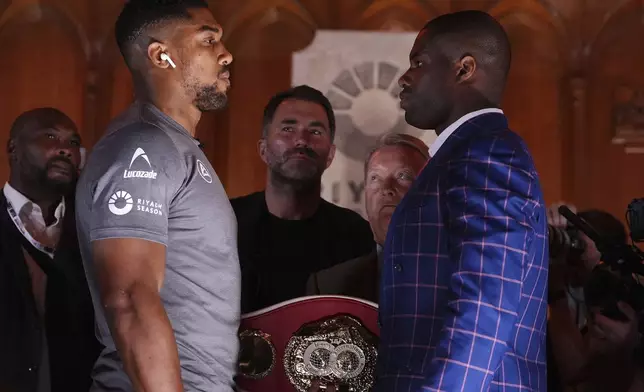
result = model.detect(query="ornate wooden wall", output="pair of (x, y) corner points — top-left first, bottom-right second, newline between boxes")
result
(1, 0), (643, 222)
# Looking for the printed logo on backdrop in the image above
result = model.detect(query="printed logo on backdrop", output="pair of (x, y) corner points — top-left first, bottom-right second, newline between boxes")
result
(292, 31), (436, 217)
(124, 147), (158, 180)
(328, 61), (421, 161)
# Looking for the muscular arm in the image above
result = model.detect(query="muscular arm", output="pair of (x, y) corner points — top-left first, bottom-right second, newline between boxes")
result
(422, 137), (545, 390)
(93, 238), (182, 392)
(84, 126), (186, 391)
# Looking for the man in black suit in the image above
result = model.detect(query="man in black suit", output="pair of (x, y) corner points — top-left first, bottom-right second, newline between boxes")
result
(231, 85), (375, 313)
(305, 133), (429, 303)
(0, 108), (100, 392)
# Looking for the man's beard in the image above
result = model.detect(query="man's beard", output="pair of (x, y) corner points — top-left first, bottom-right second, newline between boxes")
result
(42, 158), (76, 194)
(30, 168), (75, 196)
(194, 84), (227, 112)
(266, 147), (324, 190)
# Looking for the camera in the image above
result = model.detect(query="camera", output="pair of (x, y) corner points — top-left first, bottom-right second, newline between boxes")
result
(553, 204), (644, 326)
(548, 225), (586, 261)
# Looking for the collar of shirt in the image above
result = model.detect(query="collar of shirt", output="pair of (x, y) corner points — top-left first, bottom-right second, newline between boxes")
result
(3, 182), (65, 231)
(428, 108), (504, 157)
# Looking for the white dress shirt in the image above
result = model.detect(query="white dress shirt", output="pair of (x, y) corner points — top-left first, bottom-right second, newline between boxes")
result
(429, 108), (504, 157)
(3, 182), (65, 392)
(3, 182), (65, 258)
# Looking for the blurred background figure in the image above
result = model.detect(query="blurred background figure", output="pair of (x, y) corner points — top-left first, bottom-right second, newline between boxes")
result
(547, 203), (643, 391)
(232, 85), (375, 313)
(0, 108), (99, 392)
(306, 132), (429, 302)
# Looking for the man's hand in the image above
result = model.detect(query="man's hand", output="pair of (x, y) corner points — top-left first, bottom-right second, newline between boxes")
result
(546, 202), (579, 291)
(308, 380), (337, 392)
(547, 202), (577, 229)
(589, 302), (639, 354)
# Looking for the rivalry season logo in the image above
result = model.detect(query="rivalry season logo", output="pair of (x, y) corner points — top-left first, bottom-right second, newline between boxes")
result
(124, 147), (158, 179)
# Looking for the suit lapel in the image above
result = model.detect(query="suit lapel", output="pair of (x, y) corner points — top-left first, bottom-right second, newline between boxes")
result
(430, 112), (509, 164)
(388, 113), (510, 232)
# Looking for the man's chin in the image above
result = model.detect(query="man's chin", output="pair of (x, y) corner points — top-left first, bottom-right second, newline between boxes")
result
(46, 175), (75, 193)
(380, 214), (392, 227)
(405, 110), (436, 131)
(195, 90), (228, 112)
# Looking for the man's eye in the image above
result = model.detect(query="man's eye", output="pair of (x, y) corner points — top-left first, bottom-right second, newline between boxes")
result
(282, 126), (293, 132)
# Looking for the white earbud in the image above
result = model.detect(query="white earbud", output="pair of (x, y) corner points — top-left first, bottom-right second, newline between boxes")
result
(160, 53), (176, 69)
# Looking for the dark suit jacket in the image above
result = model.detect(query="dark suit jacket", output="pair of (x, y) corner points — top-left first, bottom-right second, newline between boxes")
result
(0, 192), (100, 392)
(305, 249), (380, 304)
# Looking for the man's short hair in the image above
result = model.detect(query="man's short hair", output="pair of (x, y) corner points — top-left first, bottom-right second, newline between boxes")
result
(262, 85), (336, 141)
(9, 108), (76, 141)
(424, 10), (511, 80)
(115, 0), (209, 66)
(364, 133), (429, 174)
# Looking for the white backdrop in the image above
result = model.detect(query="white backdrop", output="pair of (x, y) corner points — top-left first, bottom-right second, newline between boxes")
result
(292, 30), (436, 217)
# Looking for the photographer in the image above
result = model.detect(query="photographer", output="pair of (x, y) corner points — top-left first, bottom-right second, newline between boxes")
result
(548, 204), (642, 391)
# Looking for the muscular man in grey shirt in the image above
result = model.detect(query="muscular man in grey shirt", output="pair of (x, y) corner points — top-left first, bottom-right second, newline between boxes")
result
(75, 1), (239, 391)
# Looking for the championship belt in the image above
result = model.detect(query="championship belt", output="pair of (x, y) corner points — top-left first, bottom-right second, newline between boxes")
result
(236, 295), (379, 392)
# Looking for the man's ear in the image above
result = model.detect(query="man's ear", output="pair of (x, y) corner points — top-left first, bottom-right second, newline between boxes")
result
(7, 139), (16, 161)
(456, 55), (476, 83)
(257, 138), (268, 164)
(148, 42), (171, 69)
(326, 144), (336, 169)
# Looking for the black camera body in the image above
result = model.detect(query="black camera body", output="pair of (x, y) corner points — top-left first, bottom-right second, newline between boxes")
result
(552, 205), (644, 325)
(548, 225), (586, 261)
(584, 263), (644, 322)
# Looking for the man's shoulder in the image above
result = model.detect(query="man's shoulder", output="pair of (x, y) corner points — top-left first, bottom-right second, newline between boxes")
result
(89, 121), (184, 176)
(321, 200), (368, 225)
(230, 191), (264, 218)
(320, 200), (373, 241)
(98, 120), (174, 148)
(306, 249), (379, 301)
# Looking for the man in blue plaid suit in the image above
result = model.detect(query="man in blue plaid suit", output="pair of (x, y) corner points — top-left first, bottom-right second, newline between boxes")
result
(375, 10), (549, 392)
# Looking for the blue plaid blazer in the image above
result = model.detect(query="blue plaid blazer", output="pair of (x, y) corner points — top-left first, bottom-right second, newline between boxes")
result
(375, 113), (549, 391)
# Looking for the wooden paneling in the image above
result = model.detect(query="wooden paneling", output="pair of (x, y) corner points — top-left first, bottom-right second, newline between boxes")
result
(0, 2), (88, 182)
(1, 0), (643, 218)
(580, 7), (644, 220)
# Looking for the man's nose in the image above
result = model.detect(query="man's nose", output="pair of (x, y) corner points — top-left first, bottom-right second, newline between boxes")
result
(380, 178), (397, 197)
(219, 45), (233, 66)
(293, 129), (311, 147)
(56, 145), (73, 158)
(398, 70), (410, 89)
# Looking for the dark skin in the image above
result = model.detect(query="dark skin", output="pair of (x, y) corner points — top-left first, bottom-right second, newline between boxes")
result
(365, 145), (427, 245)
(398, 28), (503, 134)
(8, 116), (81, 225)
(131, 7), (232, 136)
(258, 99), (335, 220)
(92, 7), (232, 392)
